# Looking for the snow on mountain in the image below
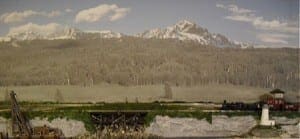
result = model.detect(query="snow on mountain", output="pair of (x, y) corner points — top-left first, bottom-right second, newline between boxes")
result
(0, 37), (11, 42)
(5, 23), (122, 41)
(2, 21), (252, 48)
(137, 20), (251, 48)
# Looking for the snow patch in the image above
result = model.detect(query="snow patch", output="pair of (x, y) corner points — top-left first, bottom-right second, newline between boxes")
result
(146, 115), (257, 137)
(137, 20), (247, 48)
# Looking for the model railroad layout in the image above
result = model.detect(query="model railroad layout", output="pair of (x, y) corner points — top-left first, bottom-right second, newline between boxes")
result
(0, 89), (299, 138)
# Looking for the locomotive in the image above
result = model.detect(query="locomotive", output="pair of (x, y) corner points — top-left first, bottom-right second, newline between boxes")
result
(221, 89), (300, 111)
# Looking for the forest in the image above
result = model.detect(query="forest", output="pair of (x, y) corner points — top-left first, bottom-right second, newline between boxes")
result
(0, 37), (299, 91)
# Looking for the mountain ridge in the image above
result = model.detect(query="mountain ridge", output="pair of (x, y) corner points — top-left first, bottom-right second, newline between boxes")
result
(136, 20), (252, 48)
(1, 20), (253, 48)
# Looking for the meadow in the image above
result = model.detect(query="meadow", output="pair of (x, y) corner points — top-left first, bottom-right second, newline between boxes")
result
(1, 84), (297, 103)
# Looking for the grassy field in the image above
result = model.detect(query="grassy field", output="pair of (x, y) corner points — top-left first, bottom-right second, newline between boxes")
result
(0, 84), (293, 103)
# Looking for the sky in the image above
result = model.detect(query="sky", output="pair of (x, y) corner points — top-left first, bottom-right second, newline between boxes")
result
(0, 0), (299, 48)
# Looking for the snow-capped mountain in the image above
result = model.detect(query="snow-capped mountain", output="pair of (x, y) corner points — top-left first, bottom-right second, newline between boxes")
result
(137, 20), (251, 48)
(3, 20), (253, 48)
(6, 24), (123, 41)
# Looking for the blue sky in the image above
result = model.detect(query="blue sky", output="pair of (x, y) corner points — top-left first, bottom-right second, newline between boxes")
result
(0, 0), (298, 48)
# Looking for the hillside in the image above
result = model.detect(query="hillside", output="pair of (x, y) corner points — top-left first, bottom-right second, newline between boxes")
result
(0, 38), (298, 91)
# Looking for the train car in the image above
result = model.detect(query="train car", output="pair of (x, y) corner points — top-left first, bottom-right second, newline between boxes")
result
(265, 97), (285, 110)
(221, 101), (261, 111)
(284, 103), (299, 111)
(221, 99), (299, 111)
(265, 97), (299, 111)
(221, 89), (299, 111)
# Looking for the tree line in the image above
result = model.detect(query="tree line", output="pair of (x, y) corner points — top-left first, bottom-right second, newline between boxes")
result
(0, 37), (298, 91)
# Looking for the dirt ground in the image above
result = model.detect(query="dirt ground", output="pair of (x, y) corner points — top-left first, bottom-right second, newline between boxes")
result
(0, 84), (298, 103)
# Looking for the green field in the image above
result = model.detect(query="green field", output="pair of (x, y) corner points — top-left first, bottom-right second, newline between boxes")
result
(1, 84), (295, 103)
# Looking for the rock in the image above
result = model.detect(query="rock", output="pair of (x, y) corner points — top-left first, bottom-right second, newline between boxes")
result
(211, 115), (257, 136)
(273, 117), (299, 125)
(251, 127), (281, 138)
(281, 123), (300, 138)
(30, 117), (87, 137)
(0, 117), (8, 134)
(145, 115), (257, 137)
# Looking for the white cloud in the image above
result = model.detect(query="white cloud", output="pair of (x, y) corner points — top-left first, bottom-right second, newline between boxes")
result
(217, 4), (255, 14)
(109, 8), (130, 21)
(226, 4), (255, 14)
(217, 4), (298, 34)
(257, 33), (291, 44)
(0, 10), (62, 23)
(216, 4), (225, 9)
(65, 8), (73, 13)
(0, 10), (38, 23)
(47, 10), (61, 17)
(225, 15), (253, 22)
(7, 22), (63, 36)
(75, 4), (130, 23)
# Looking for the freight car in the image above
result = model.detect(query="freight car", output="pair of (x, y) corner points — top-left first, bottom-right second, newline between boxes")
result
(265, 98), (299, 111)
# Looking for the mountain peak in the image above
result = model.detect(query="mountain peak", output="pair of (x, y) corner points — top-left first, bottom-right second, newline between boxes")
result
(175, 20), (195, 26)
(173, 20), (196, 31)
(137, 20), (250, 48)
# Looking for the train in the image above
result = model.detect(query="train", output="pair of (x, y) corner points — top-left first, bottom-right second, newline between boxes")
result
(221, 98), (299, 111)
(221, 89), (300, 111)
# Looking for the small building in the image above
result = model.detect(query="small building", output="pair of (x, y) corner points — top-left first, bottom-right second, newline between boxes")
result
(260, 104), (275, 126)
(270, 88), (285, 99)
